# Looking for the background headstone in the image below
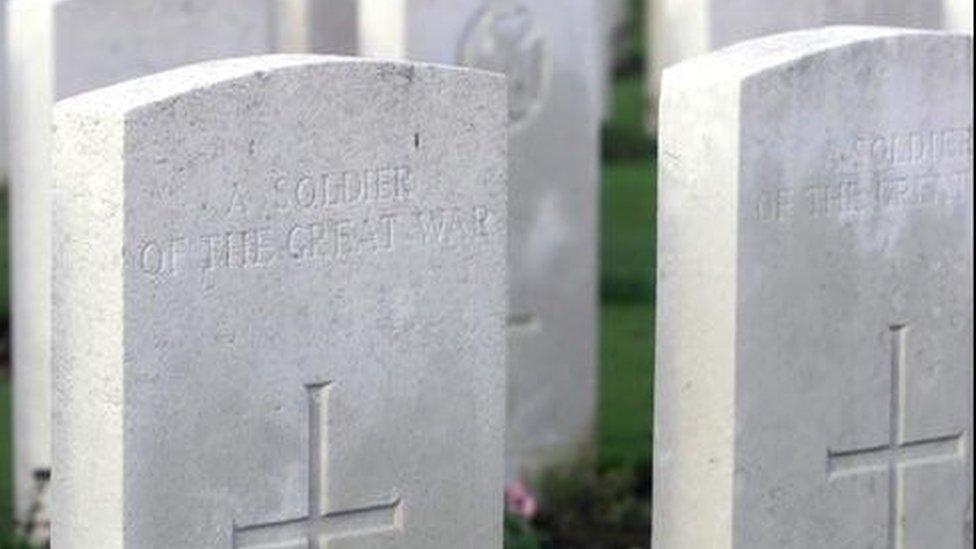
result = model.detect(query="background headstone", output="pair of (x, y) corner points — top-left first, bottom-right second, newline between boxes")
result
(945, 0), (974, 32)
(1, 0), (7, 182)
(645, 0), (949, 132)
(274, 0), (358, 54)
(600, 0), (628, 119)
(655, 27), (973, 548)
(361, 0), (601, 477)
(7, 0), (273, 534)
(53, 55), (507, 548)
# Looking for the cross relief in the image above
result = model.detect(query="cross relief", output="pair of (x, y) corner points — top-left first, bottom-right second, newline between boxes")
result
(233, 383), (403, 549)
(827, 325), (967, 549)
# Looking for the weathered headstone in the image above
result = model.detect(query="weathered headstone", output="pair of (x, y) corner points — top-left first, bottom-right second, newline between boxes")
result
(274, 0), (358, 54)
(655, 27), (973, 548)
(645, 0), (948, 131)
(7, 0), (273, 534)
(1, 0), (8, 180)
(52, 54), (506, 547)
(361, 0), (601, 477)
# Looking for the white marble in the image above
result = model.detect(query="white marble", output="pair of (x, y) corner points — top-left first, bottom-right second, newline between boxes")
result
(646, 0), (948, 131)
(52, 54), (507, 548)
(274, 0), (358, 54)
(655, 27), (973, 548)
(361, 0), (601, 477)
(1, 0), (8, 180)
(6, 0), (273, 535)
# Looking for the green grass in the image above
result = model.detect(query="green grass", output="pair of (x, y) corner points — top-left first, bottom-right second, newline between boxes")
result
(0, 380), (12, 536)
(601, 159), (656, 303)
(0, 188), (8, 320)
(598, 303), (653, 467)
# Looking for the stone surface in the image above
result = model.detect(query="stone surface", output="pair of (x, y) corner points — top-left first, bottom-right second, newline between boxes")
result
(654, 27), (973, 548)
(600, 0), (627, 119)
(945, 0), (974, 32)
(1, 0), (8, 179)
(361, 0), (600, 476)
(7, 0), (273, 533)
(645, 0), (949, 131)
(52, 54), (507, 548)
(275, 0), (358, 54)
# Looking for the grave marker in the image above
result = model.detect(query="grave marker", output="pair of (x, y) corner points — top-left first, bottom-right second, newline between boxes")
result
(361, 0), (601, 476)
(275, 0), (358, 54)
(6, 0), (273, 532)
(645, 0), (948, 131)
(52, 54), (506, 548)
(654, 27), (973, 548)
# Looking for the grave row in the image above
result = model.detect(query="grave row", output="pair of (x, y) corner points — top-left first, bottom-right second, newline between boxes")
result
(1, 1), (972, 547)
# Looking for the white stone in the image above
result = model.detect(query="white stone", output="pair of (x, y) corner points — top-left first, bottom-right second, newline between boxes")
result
(7, 0), (273, 533)
(945, 0), (974, 33)
(645, 0), (949, 131)
(361, 0), (601, 476)
(654, 27), (973, 548)
(274, 0), (358, 54)
(1, 0), (8, 180)
(600, 0), (627, 119)
(52, 54), (507, 548)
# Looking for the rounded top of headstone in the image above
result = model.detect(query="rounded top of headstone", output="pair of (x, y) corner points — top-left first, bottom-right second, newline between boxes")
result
(663, 26), (972, 87)
(55, 54), (506, 120)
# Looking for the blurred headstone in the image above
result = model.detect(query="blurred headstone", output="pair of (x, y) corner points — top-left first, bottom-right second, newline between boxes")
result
(361, 0), (601, 478)
(601, 0), (627, 119)
(645, 0), (949, 132)
(655, 27), (973, 548)
(52, 55), (507, 547)
(7, 0), (273, 537)
(945, 0), (974, 32)
(1, 0), (8, 182)
(275, 0), (358, 54)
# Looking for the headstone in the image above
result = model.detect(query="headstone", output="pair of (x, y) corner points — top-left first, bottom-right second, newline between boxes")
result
(655, 27), (973, 548)
(52, 54), (507, 547)
(1, 0), (8, 181)
(645, 0), (948, 131)
(7, 0), (273, 535)
(600, 0), (627, 119)
(274, 0), (358, 54)
(361, 0), (601, 477)
(945, 0), (974, 32)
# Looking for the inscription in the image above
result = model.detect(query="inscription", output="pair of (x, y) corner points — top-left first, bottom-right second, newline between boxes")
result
(756, 127), (973, 224)
(272, 166), (412, 213)
(133, 165), (498, 283)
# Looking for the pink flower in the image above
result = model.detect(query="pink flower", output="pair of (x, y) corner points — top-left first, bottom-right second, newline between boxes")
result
(505, 480), (539, 519)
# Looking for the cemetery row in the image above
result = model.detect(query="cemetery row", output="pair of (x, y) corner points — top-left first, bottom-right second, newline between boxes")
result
(0, 1), (972, 547)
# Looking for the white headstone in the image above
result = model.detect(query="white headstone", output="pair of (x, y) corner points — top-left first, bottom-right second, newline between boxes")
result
(945, 0), (974, 33)
(645, 0), (948, 131)
(7, 0), (273, 534)
(1, 0), (8, 180)
(52, 54), (507, 548)
(274, 0), (358, 54)
(655, 27), (973, 548)
(361, 0), (601, 476)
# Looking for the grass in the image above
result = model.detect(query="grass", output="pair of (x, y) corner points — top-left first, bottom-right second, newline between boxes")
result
(0, 382), (11, 535)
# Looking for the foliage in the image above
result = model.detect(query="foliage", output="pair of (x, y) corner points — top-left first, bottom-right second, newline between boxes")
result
(504, 515), (547, 549)
(531, 460), (652, 548)
(0, 531), (35, 549)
